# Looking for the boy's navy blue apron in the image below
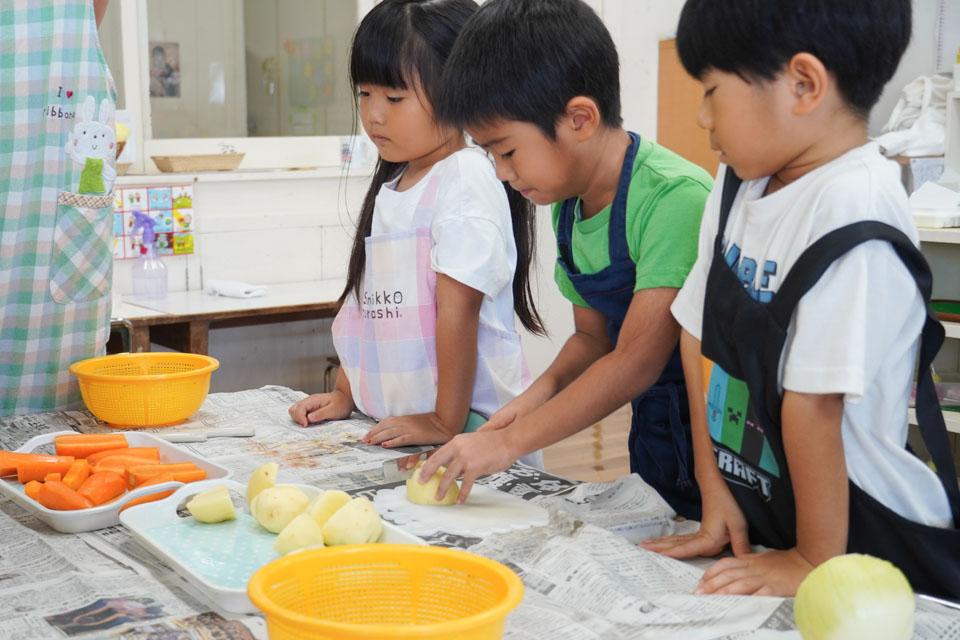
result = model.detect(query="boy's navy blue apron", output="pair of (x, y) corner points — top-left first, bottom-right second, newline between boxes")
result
(556, 132), (701, 520)
(702, 167), (960, 598)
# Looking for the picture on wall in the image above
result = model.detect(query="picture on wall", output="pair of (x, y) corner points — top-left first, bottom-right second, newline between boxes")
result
(149, 41), (181, 97)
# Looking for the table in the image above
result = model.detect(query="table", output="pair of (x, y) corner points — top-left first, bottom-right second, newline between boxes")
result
(109, 280), (344, 355)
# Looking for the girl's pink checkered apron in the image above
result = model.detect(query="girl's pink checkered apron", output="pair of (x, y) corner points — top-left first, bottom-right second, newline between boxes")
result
(332, 174), (529, 424)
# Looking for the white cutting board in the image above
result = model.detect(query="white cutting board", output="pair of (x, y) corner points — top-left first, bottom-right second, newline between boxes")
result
(373, 484), (549, 537)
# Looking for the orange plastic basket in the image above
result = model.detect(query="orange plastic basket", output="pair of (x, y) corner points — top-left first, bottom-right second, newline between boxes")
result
(247, 545), (524, 640)
(69, 353), (219, 427)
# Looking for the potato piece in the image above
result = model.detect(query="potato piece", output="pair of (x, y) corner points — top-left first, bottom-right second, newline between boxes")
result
(321, 496), (383, 545)
(250, 486), (310, 533)
(246, 462), (278, 505)
(406, 463), (459, 505)
(274, 513), (326, 555)
(306, 489), (351, 528)
(186, 485), (236, 524)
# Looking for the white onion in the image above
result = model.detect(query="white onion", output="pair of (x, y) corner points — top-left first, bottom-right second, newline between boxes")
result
(794, 553), (914, 640)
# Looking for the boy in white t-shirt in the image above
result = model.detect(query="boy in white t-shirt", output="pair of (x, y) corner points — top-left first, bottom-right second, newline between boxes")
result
(643, 0), (960, 598)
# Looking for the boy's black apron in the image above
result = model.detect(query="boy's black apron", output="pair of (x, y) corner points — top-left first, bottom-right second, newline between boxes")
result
(702, 167), (960, 598)
(556, 132), (701, 520)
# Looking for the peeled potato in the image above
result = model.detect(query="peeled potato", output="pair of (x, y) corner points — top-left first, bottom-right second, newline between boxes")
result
(321, 496), (383, 545)
(186, 484), (236, 523)
(406, 462), (460, 505)
(306, 489), (351, 528)
(250, 485), (310, 533)
(274, 512), (326, 555)
(246, 462), (279, 505)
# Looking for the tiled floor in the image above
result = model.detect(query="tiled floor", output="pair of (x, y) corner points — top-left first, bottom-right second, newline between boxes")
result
(543, 404), (632, 483)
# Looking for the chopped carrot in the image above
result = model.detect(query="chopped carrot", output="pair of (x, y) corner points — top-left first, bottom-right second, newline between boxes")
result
(54, 433), (128, 459)
(1, 451), (72, 477)
(86, 446), (159, 466)
(38, 481), (93, 511)
(77, 470), (127, 506)
(120, 474), (178, 512)
(43, 472), (62, 483)
(62, 459), (90, 491)
(127, 462), (206, 487)
(16, 456), (75, 483)
(92, 454), (164, 476)
(24, 480), (42, 501)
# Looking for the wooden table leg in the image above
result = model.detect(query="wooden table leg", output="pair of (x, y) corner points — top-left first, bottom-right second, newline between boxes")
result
(130, 325), (151, 353)
(188, 320), (209, 355)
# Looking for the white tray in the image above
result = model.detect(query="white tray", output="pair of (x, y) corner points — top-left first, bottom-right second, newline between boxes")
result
(120, 479), (426, 614)
(0, 430), (231, 533)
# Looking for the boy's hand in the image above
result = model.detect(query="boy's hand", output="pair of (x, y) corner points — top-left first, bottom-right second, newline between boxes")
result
(640, 482), (751, 558)
(415, 429), (516, 504)
(693, 548), (814, 597)
(364, 413), (452, 448)
(289, 391), (353, 427)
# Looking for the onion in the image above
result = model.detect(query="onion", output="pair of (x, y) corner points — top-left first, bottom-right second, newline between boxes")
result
(794, 554), (914, 640)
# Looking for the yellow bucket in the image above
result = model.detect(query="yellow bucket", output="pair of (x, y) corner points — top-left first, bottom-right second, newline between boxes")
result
(69, 353), (219, 427)
(247, 545), (524, 640)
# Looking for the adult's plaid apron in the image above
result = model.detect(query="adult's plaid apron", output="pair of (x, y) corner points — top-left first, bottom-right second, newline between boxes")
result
(1, 0), (116, 415)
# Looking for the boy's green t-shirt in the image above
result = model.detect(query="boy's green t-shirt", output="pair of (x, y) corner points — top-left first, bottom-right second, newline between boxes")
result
(552, 137), (713, 307)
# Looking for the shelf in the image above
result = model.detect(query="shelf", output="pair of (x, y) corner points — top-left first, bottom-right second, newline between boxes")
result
(115, 165), (373, 186)
(918, 227), (960, 244)
(908, 408), (960, 434)
(946, 321), (960, 340)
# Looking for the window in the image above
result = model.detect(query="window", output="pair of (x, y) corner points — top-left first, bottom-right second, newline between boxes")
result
(101, 0), (374, 173)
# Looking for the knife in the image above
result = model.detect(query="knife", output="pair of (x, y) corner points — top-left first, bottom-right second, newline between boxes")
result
(381, 445), (441, 482)
(153, 426), (255, 443)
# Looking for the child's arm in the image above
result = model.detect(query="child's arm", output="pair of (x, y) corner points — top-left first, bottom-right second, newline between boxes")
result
(641, 329), (751, 558)
(419, 286), (684, 501)
(364, 274), (484, 446)
(480, 302), (613, 432)
(288, 368), (355, 427)
(693, 390), (847, 597)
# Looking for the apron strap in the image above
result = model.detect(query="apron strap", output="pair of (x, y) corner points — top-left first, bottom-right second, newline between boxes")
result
(766, 221), (960, 523)
(714, 166), (743, 252)
(556, 132), (642, 273)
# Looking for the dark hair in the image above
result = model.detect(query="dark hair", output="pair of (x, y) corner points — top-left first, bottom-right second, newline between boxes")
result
(676, 0), (911, 118)
(344, 0), (544, 334)
(435, 0), (622, 139)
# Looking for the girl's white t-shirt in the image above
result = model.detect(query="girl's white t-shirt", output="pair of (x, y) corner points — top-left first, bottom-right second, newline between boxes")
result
(372, 146), (518, 335)
(672, 142), (953, 528)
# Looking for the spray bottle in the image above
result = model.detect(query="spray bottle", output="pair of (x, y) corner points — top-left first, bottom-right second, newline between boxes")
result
(130, 211), (167, 299)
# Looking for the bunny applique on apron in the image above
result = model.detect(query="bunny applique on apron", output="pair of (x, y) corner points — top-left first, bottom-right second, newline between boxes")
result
(0, 0), (117, 414)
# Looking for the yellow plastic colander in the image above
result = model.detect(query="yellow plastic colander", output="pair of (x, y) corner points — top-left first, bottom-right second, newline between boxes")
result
(69, 353), (219, 427)
(247, 545), (524, 640)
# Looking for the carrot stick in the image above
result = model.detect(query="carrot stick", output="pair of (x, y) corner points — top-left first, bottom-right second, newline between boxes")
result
(92, 455), (165, 476)
(119, 474), (178, 513)
(77, 470), (127, 506)
(16, 456), (75, 483)
(1, 452), (73, 477)
(54, 433), (128, 458)
(38, 481), (94, 511)
(62, 459), (90, 491)
(86, 446), (159, 466)
(24, 480), (42, 501)
(127, 462), (206, 487)
(43, 472), (62, 483)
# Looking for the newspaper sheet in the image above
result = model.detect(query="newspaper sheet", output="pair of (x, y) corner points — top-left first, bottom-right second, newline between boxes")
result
(0, 385), (957, 639)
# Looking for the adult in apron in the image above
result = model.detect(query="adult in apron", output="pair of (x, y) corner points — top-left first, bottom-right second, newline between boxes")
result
(0, 0), (117, 415)
(556, 132), (700, 520)
(702, 167), (960, 598)
(332, 171), (531, 441)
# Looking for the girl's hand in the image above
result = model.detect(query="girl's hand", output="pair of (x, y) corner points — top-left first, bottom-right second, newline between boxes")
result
(477, 392), (545, 432)
(693, 548), (814, 597)
(640, 481), (751, 559)
(415, 429), (516, 504)
(364, 413), (452, 448)
(288, 391), (353, 427)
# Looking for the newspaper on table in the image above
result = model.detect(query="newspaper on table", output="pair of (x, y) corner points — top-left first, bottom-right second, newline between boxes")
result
(0, 385), (958, 639)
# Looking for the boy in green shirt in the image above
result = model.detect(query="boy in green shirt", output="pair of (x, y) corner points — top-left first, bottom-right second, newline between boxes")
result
(417, 0), (713, 518)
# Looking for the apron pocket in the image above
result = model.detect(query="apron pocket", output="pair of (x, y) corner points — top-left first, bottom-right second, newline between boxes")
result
(50, 191), (114, 303)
